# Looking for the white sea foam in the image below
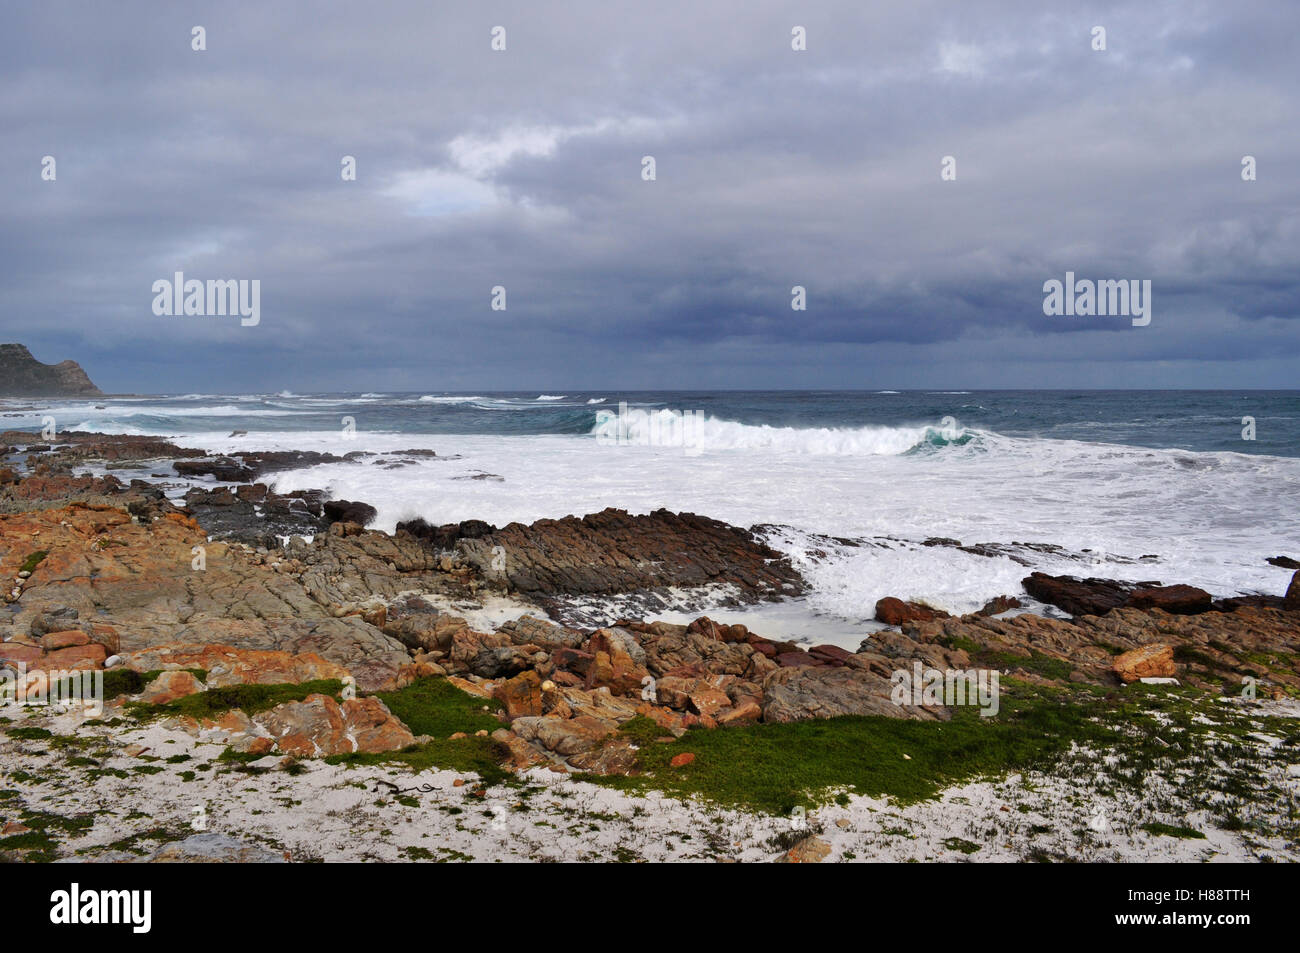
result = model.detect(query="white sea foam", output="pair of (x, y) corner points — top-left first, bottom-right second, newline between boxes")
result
(535, 394), (566, 401)
(176, 424), (1300, 649)
(590, 407), (953, 455)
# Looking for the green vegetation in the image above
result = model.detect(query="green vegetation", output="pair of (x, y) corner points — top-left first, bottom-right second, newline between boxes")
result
(369, 676), (503, 737)
(7, 726), (53, 741)
(325, 677), (510, 785)
(1140, 821), (1206, 840)
(127, 679), (344, 720)
(19, 551), (48, 574)
(575, 680), (1300, 819)
(0, 809), (95, 863)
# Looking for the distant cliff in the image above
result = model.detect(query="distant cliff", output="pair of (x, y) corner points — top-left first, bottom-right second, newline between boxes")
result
(0, 344), (103, 397)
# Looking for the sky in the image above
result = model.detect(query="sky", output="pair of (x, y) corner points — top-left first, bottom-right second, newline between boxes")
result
(1, 0), (1297, 392)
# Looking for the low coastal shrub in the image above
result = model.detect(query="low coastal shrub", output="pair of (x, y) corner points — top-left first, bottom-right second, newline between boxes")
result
(126, 678), (345, 720)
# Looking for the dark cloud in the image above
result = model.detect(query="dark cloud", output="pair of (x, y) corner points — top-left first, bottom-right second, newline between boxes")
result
(0, 0), (1296, 391)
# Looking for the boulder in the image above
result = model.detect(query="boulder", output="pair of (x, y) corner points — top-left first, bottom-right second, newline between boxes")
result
(510, 714), (613, 756)
(138, 669), (206, 704)
(1127, 585), (1212, 615)
(253, 694), (414, 756)
(493, 670), (544, 719)
(1112, 643), (1176, 684)
(1022, 573), (1132, 616)
(584, 628), (650, 696)
(761, 666), (944, 722)
(875, 597), (947, 625)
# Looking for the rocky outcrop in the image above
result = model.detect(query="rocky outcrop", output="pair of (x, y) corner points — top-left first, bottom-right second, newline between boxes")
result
(1024, 573), (1216, 617)
(0, 344), (101, 397)
(254, 694), (415, 756)
(405, 508), (805, 601)
(0, 505), (412, 690)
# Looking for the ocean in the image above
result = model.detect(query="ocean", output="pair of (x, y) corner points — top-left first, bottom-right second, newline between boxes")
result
(4, 390), (1298, 647)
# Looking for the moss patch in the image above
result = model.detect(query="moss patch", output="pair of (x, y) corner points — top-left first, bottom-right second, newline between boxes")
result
(127, 679), (344, 720)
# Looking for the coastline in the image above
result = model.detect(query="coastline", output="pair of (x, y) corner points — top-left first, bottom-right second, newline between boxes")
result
(1, 430), (1298, 862)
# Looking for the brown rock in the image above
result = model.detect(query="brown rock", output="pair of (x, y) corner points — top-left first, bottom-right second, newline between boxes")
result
(42, 642), (106, 670)
(510, 714), (613, 756)
(493, 670), (543, 719)
(491, 728), (547, 770)
(38, 630), (89, 650)
(777, 835), (831, 863)
(670, 752), (696, 768)
(875, 597), (947, 625)
(584, 628), (650, 696)
(1112, 643), (1176, 683)
(1127, 585), (1212, 615)
(716, 699), (762, 726)
(138, 670), (206, 704)
(122, 643), (350, 688)
(568, 737), (639, 775)
(253, 693), (414, 756)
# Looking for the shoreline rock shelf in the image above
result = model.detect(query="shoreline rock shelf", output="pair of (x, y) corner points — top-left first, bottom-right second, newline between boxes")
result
(1, 430), (1298, 861)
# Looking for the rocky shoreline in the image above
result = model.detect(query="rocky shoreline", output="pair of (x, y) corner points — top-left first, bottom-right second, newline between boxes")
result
(2, 431), (1298, 862)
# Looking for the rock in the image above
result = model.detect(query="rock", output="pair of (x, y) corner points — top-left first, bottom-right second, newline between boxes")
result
(30, 607), (79, 637)
(449, 508), (804, 601)
(493, 670), (544, 719)
(1022, 572), (1133, 616)
(122, 644), (350, 687)
(470, 645), (537, 679)
(761, 666), (945, 723)
(0, 343), (102, 397)
(776, 835), (832, 863)
(43, 642), (107, 670)
(490, 728), (548, 770)
(808, 644), (853, 665)
(1127, 585), (1212, 615)
(716, 699), (762, 726)
(498, 614), (586, 649)
(1112, 644), (1176, 684)
(568, 737), (639, 774)
(669, 752), (695, 768)
(37, 629), (89, 651)
(147, 833), (286, 863)
(510, 714), (613, 756)
(584, 627), (650, 696)
(253, 694), (414, 756)
(875, 597), (947, 625)
(1267, 556), (1300, 570)
(1287, 570), (1300, 610)
(322, 500), (378, 527)
(976, 595), (1023, 616)
(553, 646), (595, 677)
(137, 669), (206, 704)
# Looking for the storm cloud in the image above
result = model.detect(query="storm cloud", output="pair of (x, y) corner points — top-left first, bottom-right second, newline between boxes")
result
(1, 0), (1297, 391)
